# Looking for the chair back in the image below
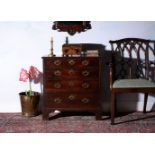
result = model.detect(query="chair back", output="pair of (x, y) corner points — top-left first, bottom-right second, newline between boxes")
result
(109, 38), (155, 81)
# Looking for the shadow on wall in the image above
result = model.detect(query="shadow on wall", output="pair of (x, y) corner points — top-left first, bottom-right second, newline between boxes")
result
(81, 44), (111, 112)
(34, 73), (43, 114)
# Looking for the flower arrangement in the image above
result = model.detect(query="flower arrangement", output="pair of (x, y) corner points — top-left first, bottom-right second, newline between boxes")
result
(19, 66), (42, 96)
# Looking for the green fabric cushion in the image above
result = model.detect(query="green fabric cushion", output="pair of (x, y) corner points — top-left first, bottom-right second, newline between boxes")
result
(113, 79), (155, 88)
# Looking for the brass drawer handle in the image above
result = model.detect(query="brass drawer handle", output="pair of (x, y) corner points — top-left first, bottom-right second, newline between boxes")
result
(81, 82), (90, 89)
(54, 70), (62, 76)
(68, 69), (75, 75)
(82, 70), (90, 76)
(82, 60), (89, 66)
(68, 94), (76, 100)
(68, 59), (75, 65)
(53, 60), (62, 66)
(54, 98), (62, 104)
(54, 82), (61, 88)
(81, 98), (90, 103)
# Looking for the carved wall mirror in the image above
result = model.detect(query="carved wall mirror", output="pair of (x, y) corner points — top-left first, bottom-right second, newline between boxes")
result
(52, 21), (91, 36)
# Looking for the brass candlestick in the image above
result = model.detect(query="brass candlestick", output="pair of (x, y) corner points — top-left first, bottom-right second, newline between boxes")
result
(48, 37), (55, 57)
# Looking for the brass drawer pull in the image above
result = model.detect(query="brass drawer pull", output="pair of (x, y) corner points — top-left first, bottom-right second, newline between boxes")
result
(82, 60), (89, 66)
(81, 98), (90, 103)
(68, 59), (75, 65)
(54, 98), (62, 104)
(53, 60), (62, 66)
(81, 82), (90, 89)
(54, 82), (61, 88)
(68, 94), (76, 100)
(68, 69), (75, 75)
(82, 70), (90, 76)
(54, 70), (62, 76)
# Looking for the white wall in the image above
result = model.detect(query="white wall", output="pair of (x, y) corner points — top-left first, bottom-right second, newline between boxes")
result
(0, 21), (155, 112)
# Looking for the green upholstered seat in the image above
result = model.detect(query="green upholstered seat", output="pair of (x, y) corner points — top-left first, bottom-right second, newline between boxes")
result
(113, 79), (155, 88)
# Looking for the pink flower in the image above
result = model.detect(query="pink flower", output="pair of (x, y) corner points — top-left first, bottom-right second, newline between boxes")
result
(29, 66), (41, 79)
(19, 68), (29, 82)
(19, 66), (42, 96)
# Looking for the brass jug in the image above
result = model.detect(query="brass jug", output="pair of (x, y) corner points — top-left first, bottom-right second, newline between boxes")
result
(19, 91), (40, 117)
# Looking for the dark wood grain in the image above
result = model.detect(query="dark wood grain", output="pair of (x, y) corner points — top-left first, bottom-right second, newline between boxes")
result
(42, 56), (102, 120)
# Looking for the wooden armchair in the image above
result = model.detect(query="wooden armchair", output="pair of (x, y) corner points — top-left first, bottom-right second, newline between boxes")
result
(109, 38), (155, 125)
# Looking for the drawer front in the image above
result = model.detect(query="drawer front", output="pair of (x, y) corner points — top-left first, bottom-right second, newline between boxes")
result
(63, 57), (99, 68)
(43, 57), (99, 69)
(44, 80), (99, 93)
(44, 93), (99, 108)
(44, 58), (63, 69)
(44, 68), (99, 80)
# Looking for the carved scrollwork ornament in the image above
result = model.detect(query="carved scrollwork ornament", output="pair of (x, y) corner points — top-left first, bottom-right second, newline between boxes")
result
(52, 21), (91, 36)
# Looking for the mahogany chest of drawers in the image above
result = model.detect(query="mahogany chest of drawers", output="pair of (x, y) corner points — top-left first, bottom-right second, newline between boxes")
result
(42, 56), (103, 120)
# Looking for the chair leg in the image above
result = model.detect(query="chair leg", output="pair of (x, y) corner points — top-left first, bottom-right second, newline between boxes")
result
(143, 93), (148, 113)
(111, 92), (116, 125)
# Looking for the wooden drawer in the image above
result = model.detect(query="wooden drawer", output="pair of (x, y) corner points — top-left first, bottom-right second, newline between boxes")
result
(44, 80), (99, 93)
(44, 58), (63, 69)
(43, 57), (99, 69)
(44, 68), (99, 80)
(63, 57), (99, 68)
(44, 93), (99, 108)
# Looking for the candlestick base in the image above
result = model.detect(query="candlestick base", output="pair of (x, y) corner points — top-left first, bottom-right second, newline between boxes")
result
(48, 53), (56, 57)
